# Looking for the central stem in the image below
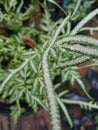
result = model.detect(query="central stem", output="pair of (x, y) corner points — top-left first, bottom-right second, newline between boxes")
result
(42, 16), (69, 130)
(42, 50), (61, 130)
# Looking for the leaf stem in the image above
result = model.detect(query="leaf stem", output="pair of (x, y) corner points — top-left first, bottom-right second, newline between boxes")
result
(42, 16), (69, 130)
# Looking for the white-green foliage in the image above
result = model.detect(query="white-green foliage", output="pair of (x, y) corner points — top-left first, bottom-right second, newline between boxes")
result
(0, 0), (34, 31)
(42, 15), (70, 130)
(0, 1), (98, 130)
(66, 0), (95, 21)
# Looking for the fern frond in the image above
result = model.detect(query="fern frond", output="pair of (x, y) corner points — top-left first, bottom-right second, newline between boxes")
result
(56, 35), (98, 47)
(1, 1), (98, 130)
(57, 56), (90, 68)
(56, 95), (73, 128)
(10, 100), (23, 123)
(61, 44), (98, 57)
(42, 16), (69, 130)
(71, 8), (98, 35)
(61, 67), (92, 99)
(41, 8), (52, 32)
(0, 59), (29, 92)
(62, 99), (98, 110)
(71, 0), (82, 19)
(31, 95), (48, 112)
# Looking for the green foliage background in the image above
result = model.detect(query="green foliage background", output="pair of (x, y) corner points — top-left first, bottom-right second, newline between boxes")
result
(0, 0), (98, 130)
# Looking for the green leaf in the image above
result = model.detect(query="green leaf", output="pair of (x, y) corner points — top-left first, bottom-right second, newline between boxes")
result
(31, 95), (48, 112)
(56, 95), (73, 128)
(25, 92), (31, 103)
(76, 78), (92, 99)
